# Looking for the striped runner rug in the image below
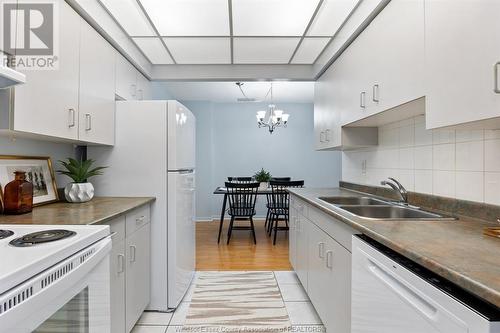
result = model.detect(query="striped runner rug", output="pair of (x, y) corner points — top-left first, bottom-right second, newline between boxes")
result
(183, 271), (291, 332)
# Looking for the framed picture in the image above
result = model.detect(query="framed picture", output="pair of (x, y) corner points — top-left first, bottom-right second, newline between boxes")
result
(0, 155), (59, 206)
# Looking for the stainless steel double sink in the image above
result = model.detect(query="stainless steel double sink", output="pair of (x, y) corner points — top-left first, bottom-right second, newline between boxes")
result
(318, 196), (456, 220)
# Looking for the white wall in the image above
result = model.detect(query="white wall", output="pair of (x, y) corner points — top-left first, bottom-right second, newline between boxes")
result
(0, 136), (75, 188)
(183, 101), (342, 220)
(343, 115), (500, 205)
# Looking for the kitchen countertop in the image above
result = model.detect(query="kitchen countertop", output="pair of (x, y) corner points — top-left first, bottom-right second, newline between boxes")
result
(0, 197), (155, 225)
(288, 187), (500, 309)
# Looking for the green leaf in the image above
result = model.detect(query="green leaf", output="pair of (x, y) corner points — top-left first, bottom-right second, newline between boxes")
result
(57, 158), (107, 183)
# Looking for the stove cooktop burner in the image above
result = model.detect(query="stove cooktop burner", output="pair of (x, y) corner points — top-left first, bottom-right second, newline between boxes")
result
(0, 230), (14, 239)
(9, 229), (76, 247)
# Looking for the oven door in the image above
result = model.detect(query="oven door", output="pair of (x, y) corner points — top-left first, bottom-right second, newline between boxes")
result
(0, 237), (111, 333)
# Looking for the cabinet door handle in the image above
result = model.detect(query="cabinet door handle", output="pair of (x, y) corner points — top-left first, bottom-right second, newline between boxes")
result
(372, 84), (380, 102)
(68, 109), (76, 128)
(318, 242), (325, 258)
(130, 245), (136, 262)
(131, 84), (137, 97)
(118, 254), (125, 273)
(138, 89), (144, 100)
(319, 131), (325, 143)
(494, 62), (500, 94)
(85, 114), (92, 131)
(360, 91), (366, 108)
(326, 251), (333, 269)
(136, 215), (145, 225)
(325, 129), (331, 142)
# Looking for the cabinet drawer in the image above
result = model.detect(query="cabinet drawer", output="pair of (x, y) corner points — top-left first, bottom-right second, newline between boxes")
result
(308, 205), (356, 252)
(101, 215), (126, 243)
(290, 196), (308, 219)
(126, 205), (151, 236)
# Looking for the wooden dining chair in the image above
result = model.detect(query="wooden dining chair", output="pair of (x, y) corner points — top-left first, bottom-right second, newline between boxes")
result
(265, 177), (291, 230)
(268, 180), (304, 245)
(225, 181), (260, 244)
(217, 177), (256, 243)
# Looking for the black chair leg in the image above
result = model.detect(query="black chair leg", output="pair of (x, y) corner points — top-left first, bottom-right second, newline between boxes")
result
(273, 217), (279, 245)
(217, 217), (224, 244)
(227, 216), (235, 245)
(264, 209), (270, 229)
(250, 216), (257, 244)
(268, 213), (274, 236)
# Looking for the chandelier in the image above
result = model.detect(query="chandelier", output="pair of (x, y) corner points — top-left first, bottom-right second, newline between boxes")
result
(236, 82), (290, 134)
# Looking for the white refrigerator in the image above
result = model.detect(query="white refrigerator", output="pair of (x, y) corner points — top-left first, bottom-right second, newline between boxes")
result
(88, 100), (196, 311)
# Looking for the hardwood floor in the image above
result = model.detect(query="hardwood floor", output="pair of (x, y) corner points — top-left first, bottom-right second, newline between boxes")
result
(196, 219), (292, 271)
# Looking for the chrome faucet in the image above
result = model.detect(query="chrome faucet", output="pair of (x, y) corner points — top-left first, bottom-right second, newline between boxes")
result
(381, 178), (408, 203)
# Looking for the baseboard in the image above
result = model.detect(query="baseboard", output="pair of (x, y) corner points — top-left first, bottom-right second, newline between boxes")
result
(196, 215), (267, 222)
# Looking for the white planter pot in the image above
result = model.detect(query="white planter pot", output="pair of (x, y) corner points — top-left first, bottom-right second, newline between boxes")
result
(64, 182), (95, 203)
(259, 182), (269, 191)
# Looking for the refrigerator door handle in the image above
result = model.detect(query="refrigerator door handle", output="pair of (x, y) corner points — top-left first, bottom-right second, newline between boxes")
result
(168, 169), (194, 173)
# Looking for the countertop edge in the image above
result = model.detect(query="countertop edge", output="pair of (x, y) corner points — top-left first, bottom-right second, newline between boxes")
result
(0, 197), (157, 226)
(88, 197), (156, 225)
(288, 188), (500, 309)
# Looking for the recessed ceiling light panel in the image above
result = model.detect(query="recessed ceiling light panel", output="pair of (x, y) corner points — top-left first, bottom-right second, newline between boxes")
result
(100, 0), (156, 36)
(140, 0), (230, 36)
(133, 37), (174, 64)
(307, 0), (359, 36)
(164, 38), (231, 64)
(232, 0), (320, 36)
(233, 38), (300, 64)
(291, 38), (330, 64)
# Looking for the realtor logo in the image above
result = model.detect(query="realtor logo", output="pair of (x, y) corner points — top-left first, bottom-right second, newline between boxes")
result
(1, 0), (59, 70)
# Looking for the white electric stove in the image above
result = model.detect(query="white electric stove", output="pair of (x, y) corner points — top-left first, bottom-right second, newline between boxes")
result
(0, 224), (112, 333)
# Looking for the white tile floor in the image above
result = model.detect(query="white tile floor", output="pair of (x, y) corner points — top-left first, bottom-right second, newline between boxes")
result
(132, 271), (325, 332)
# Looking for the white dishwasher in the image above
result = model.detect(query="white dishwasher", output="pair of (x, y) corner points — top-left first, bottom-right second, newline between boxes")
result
(352, 235), (500, 333)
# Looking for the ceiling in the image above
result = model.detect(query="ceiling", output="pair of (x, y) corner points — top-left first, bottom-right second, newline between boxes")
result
(98, 0), (360, 66)
(156, 81), (314, 103)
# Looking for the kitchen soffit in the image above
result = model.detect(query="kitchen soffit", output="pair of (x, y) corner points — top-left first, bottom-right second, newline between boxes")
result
(97, 0), (360, 66)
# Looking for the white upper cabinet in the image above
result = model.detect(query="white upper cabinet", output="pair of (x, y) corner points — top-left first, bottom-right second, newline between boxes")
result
(366, 0), (424, 116)
(136, 72), (152, 100)
(314, 0), (422, 150)
(341, 0), (425, 124)
(10, 2), (81, 140)
(116, 53), (138, 100)
(115, 53), (152, 101)
(2, 1), (118, 145)
(425, 0), (500, 129)
(79, 22), (116, 145)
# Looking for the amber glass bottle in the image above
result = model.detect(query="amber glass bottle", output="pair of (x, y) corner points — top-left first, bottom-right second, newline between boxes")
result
(3, 171), (34, 214)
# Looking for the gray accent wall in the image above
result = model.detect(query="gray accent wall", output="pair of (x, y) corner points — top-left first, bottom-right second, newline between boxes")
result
(181, 101), (341, 220)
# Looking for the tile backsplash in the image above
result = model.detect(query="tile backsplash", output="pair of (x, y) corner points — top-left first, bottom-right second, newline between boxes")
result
(342, 115), (500, 205)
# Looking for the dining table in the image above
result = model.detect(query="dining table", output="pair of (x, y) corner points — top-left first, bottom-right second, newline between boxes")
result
(213, 186), (272, 243)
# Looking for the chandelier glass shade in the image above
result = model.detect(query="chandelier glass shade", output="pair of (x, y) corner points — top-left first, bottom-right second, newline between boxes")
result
(254, 83), (290, 134)
(256, 104), (289, 134)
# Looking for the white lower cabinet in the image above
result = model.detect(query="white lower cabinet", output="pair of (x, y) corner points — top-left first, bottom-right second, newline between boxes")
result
(102, 204), (151, 333)
(308, 223), (351, 333)
(295, 213), (309, 290)
(289, 207), (297, 269)
(110, 238), (126, 333)
(125, 223), (151, 332)
(290, 194), (356, 333)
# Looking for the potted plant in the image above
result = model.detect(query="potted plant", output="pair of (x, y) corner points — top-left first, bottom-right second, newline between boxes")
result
(254, 168), (272, 190)
(57, 158), (107, 203)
